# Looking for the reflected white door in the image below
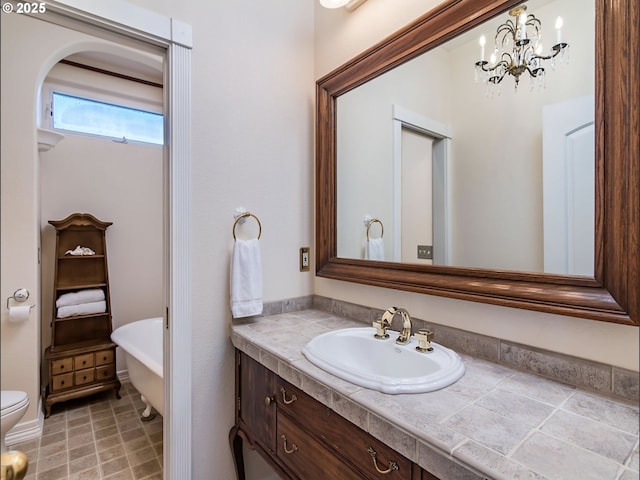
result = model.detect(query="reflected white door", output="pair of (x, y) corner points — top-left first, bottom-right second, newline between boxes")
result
(543, 95), (595, 275)
(401, 127), (433, 264)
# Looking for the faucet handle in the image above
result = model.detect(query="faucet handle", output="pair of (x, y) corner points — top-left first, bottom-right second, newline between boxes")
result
(415, 329), (434, 353)
(372, 319), (390, 339)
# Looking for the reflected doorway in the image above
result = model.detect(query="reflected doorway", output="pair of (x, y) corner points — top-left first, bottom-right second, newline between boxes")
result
(392, 105), (451, 265)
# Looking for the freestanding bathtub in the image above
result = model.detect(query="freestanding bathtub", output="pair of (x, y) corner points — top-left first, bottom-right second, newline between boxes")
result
(111, 317), (163, 418)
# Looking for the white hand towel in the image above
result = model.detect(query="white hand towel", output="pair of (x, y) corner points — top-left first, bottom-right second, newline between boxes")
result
(56, 288), (105, 308)
(57, 300), (106, 319)
(365, 238), (385, 261)
(230, 238), (263, 318)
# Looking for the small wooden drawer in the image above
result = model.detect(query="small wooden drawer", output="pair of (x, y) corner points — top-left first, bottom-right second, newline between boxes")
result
(277, 412), (362, 480)
(74, 369), (95, 386)
(51, 357), (73, 374)
(95, 350), (114, 366)
(275, 378), (412, 480)
(96, 365), (115, 380)
(51, 372), (74, 391)
(74, 353), (94, 370)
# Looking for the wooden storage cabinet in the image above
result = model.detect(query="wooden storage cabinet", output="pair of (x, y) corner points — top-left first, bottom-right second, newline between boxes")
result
(230, 351), (439, 480)
(44, 213), (120, 417)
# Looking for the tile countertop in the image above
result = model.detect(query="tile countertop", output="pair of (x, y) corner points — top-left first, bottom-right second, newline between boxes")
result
(230, 309), (640, 480)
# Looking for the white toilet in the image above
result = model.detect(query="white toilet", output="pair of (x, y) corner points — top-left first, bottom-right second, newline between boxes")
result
(1, 391), (29, 452)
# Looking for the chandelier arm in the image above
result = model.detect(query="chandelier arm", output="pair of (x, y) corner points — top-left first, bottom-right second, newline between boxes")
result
(526, 15), (542, 31)
(530, 45), (565, 62)
(495, 22), (515, 46)
(479, 59), (510, 73)
(525, 65), (545, 78)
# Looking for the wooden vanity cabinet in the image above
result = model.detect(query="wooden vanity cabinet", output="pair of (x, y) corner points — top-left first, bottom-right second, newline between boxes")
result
(230, 350), (439, 480)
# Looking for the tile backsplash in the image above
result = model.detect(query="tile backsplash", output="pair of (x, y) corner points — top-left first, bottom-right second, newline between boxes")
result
(259, 295), (639, 404)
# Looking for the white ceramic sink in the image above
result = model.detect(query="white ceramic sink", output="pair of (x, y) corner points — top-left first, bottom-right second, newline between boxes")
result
(302, 327), (465, 394)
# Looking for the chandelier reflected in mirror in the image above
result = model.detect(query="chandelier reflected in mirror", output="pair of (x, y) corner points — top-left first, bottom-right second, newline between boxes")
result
(474, 5), (569, 95)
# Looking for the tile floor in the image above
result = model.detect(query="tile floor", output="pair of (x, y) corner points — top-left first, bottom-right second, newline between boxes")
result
(8, 381), (163, 480)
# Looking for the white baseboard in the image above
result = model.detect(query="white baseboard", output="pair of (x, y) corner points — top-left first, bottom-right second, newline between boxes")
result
(5, 397), (43, 447)
(117, 369), (130, 383)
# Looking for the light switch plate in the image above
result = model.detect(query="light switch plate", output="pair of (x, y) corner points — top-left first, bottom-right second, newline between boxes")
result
(417, 245), (433, 260)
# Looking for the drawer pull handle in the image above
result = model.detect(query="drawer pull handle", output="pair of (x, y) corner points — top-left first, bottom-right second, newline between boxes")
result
(367, 447), (399, 475)
(280, 387), (297, 405)
(281, 435), (298, 454)
(264, 396), (274, 406)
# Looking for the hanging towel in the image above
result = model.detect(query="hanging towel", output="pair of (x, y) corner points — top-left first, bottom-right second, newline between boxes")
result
(56, 288), (105, 308)
(365, 238), (385, 261)
(230, 238), (263, 318)
(57, 300), (106, 319)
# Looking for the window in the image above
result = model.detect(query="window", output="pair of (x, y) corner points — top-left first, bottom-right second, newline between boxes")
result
(52, 92), (164, 145)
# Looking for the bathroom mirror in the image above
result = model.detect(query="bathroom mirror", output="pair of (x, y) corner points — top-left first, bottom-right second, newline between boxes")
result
(336, 0), (595, 275)
(316, 0), (639, 325)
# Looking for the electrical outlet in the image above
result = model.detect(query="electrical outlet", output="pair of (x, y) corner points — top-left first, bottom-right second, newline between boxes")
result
(300, 247), (310, 272)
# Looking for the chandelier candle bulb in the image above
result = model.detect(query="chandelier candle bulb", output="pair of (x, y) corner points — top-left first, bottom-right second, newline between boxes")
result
(519, 12), (527, 40)
(479, 35), (486, 61)
(555, 17), (563, 44)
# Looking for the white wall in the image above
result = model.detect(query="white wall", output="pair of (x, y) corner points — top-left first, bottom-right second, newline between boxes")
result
(2, 2), (314, 478)
(315, 0), (639, 372)
(118, 1), (316, 478)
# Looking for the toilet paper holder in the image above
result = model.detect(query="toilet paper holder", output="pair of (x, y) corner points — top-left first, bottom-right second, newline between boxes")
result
(6, 288), (35, 310)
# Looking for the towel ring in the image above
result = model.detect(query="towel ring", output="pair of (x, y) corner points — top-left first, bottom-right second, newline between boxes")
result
(232, 212), (262, 240)
(366, 218), (384, 241)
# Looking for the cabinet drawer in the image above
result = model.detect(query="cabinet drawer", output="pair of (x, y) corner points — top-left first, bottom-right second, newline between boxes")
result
(276, 379), (412, 480)
(51, 357), (73, 374)
(96, 364), (115, 381)
(75, 369), (95, 386)
(74, 353), (94, 370)
(95, 350), (114, 366)
(51, 372), (74, 391)
(277, 412), (362, 480)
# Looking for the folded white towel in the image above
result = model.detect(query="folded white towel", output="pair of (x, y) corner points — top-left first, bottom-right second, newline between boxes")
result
(365, 238), (385, 261)
(230, 238), (263, 318)
(57, 300), (106, 319)
(56, 289), (105, 308)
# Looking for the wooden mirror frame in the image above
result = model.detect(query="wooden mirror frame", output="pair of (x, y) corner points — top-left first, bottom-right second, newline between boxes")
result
(316, 0), (639, 325)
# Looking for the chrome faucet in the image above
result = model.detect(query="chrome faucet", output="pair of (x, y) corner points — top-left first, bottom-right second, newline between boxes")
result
(373, 307), (413, 345)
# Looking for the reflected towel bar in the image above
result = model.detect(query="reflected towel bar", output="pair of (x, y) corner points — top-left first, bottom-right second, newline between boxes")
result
(366, 218), (384, 240)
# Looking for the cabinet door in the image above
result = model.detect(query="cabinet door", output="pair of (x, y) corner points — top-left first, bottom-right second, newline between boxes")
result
(239, 353), (276, 453)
